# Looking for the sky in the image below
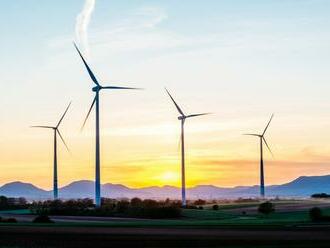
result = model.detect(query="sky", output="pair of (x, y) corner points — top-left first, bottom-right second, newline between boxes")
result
(1, 0), (330, 190)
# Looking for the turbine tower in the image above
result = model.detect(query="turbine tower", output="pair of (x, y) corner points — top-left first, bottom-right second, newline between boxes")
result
(31, 102), (71, 200)
(74, 43), (141, 207)
(244, 114), (274, 198)
(165, 88), (210, 207)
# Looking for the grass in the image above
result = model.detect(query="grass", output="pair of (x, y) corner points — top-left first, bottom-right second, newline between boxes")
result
(0, 201), (330, 228)
(0, 209), (31, 214)
(0, 208), (317, 228)
(1, 202), (330, 247)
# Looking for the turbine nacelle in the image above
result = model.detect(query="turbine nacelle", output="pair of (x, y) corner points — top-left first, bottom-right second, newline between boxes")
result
(178, 116), (186, 120)
(92, 85), (102, 92)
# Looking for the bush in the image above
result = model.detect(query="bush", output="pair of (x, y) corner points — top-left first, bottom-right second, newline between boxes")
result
(258, 201), (275, 215)
(212, 204), (219, 210)
(309, 207), (322, 222)
(0, 195), (28, 210)
(311, 193), (330, 199)
(33, 215), (54, 223)
(130, 197), (143, 207)
(1, 218), (17, 223)
(194, 199), (206, 206)
(30, 198), (182, 219)
(116, 200), (130, 213)
(185, 205), (198, 209)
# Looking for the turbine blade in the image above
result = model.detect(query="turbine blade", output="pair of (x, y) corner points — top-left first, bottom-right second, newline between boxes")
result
(57, 129), (70, 153)
(243, 133), (261, 137)
(102, 86), (143, 90)
(30, 126), (54, 129)
(263, 137), (274, 158)
(81, 96), (96, 131)
(73, 42), (99, 86)
(56, 102), (72, 128)
(186, 113), (211, 118)
(165, 88), (184, 116)
(262, 114), (274, 136)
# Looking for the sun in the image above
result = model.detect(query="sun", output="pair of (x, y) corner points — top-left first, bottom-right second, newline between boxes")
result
(159, 171), (180, 185)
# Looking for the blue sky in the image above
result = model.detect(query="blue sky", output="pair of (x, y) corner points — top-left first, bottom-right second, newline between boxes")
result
(1, 0), (330, 188)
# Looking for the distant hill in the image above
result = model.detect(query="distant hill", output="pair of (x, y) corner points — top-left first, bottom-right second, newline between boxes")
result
(1, 175), (330, 200)
(0, 182), (50, 200)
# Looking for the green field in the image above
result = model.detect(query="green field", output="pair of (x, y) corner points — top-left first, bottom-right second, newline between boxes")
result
(0, 201), (330, 247)
(1, 200), (329, 228)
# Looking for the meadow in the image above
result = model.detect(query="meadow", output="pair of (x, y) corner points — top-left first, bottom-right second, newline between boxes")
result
(0, 199), (330, 247)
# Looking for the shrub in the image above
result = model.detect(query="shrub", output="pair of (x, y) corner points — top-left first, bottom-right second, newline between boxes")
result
(258, 201), (275, 215)
(33, 215), (54, 223)
(212, 204), (219, 210)
(0, 196), (28, 210)
(311, 193), (330, 199)
(30, 198), (182, 219)
(2, 218), (17, 223)
(309, 207), (322, 221)
(130, 197), (143, 207)
(116, 200), (130, 213)
(194, 199), (206, 206)
(185, 205), (198, 209)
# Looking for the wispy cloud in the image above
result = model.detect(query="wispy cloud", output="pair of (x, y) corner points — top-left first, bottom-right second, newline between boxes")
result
(75, 0), (96, 56)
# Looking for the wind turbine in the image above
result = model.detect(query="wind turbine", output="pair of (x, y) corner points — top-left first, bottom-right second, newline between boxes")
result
(165, 88), (210, 207)
(31, 102), (71, 200)
(74, 42), (141, 207)
(244, 114), (274, 198)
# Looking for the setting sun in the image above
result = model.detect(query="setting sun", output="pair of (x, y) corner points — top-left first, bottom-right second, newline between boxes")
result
(158, 171), (180, 185)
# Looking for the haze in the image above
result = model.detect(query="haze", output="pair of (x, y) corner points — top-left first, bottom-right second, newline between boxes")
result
(0, 0), (330, 190)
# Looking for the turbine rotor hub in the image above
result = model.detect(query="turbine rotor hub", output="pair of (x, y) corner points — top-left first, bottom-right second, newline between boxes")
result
(92, 86), (102, 92)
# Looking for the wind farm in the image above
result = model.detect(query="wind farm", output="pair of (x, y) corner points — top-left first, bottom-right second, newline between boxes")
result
(1, 0), (330, 247)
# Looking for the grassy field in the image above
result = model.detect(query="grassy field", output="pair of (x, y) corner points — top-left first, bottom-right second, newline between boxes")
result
(0, 200), (330, 247)
(0, 199), (329, 227)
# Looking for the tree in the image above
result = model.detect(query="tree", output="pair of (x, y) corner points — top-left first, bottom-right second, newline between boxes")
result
(130, 198), (143, 207)
(212, 204), (219, 210)
(258, 201), (275, 216)
(33, 215), (54, 223)
(194, 199), (206, 206)
(0, 196), (8, 209)
(309, 207), (322, 222)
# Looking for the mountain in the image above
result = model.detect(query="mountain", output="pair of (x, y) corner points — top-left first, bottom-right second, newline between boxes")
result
(1, 175), (330, 200)
(0, 182), (50, 199)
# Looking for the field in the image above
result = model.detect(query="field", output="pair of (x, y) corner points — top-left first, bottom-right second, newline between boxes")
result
(1, 199), (330, 247)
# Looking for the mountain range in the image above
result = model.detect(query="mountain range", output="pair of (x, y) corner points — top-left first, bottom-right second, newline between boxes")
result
(1, 175), (330, 200)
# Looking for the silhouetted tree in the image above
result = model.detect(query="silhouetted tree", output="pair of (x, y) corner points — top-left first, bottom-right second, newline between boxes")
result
(309, 207), (322, 221)
(212, 204), (219, 210)
(258, 201), (275, 216)
(194, 199), (206, 206)
(130, 197), (143, 207)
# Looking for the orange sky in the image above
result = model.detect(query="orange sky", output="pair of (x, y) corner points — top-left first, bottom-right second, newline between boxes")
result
(1, 1), (330, 189)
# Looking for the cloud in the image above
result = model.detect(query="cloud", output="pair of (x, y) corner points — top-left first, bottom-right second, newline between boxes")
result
(51, 5), (218, 56)
(75, 0), (96, 56)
